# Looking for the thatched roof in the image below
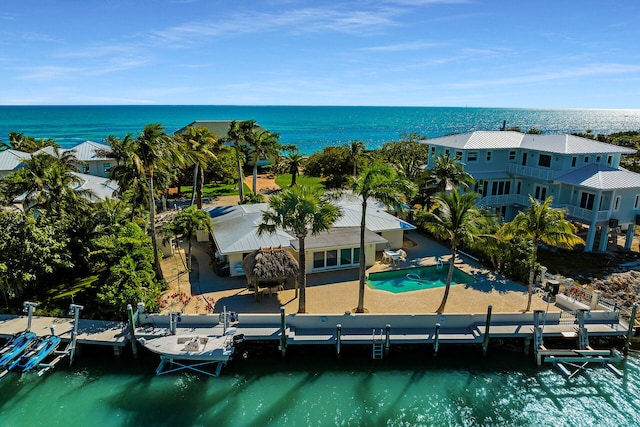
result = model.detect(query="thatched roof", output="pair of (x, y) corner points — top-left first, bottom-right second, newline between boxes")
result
(242, 246), (300, 282)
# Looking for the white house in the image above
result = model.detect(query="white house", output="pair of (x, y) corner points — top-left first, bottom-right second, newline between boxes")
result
(205, 195), (415, 277)
(424, 131), (640, 252)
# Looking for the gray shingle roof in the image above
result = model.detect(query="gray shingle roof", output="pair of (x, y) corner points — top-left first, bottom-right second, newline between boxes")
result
(0, 149), (29, 172)
(554, 164), (640, 190)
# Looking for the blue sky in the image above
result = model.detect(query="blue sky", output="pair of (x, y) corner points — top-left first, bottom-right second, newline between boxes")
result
(1, 0), (639, 108)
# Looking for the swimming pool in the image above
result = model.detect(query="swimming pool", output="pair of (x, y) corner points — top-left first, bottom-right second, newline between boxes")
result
(366, 265), (477, 294)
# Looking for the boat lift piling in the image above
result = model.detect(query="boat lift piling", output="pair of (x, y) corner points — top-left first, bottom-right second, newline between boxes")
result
(23, 301), (38, 331)
(336, 324), (342, 358)
(384, 324), (391, 358)
(68, 304), (83, 365)
(624, 303), (638, 355)
(127, 304), (138, 358)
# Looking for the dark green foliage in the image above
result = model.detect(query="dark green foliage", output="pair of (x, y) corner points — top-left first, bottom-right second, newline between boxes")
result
(94, 222), (163, 317)
(305, 146), (353, 188)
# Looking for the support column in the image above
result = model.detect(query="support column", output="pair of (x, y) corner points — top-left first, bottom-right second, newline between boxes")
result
(584, 191), (603, 253)
(279, 306), (287, 357)
(625, 224), (636, 251)
(598, 224), (610, 252)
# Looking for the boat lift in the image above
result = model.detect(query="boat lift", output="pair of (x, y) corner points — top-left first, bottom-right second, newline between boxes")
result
(533, 309), (624, 379)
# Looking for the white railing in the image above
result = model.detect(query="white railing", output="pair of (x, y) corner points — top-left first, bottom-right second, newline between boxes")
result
(505, 163), (555, 181)
(559, 205), (610, 222)
(476, 193), (531, 208)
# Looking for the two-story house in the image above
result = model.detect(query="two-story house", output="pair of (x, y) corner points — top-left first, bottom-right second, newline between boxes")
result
(424, 131), (640, 252)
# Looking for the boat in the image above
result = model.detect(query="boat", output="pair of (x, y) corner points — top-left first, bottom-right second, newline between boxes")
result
(0, 331), (37, 368)
(139, 331), (244, 376)
(8, 335), (61, 373)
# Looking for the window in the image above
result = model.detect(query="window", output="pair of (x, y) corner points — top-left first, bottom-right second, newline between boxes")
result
(607, 155), (613, 166)
(538, 154), (551, 168)
(467, 152), (478, 162)
(580, 192), (595, 210)
(340, 249), (352, 265)
(313, 252), (325, 269)
(509, 150), (516, 160)
(613, 196), (621, 212)
(326, 250), (337, 267)
(596, 155), (601, 162)
(635, 195), (640, 209)
(445, 149), (450, 158)
(584, 156), (589, 163)
(83, 164), (90, 174)
(516, 181), (522, 194)
(431, 146), (435, 157)
(455, 151), (462, 160)
(571, 157), (577, 167)
(486, 151), (492, 161)
(103, 162), (111, 173)
(534, 185), (547, 201)
(491, 180), (511, 196)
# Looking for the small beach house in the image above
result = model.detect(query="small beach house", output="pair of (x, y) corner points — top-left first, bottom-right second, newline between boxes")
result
(424, 131), (640, 252)
(205, 194), (415, 277)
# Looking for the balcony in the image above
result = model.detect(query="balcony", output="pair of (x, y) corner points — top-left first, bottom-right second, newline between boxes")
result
(476, 194), (531, 208)
(558, 204), (610, 223)
(505, 163), (555, 181)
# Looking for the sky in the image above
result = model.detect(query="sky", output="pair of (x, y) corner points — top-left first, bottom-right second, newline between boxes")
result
(1, 0), (640, 108)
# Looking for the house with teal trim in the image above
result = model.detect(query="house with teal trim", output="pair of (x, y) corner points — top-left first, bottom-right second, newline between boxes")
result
(424, 131), (640, 252)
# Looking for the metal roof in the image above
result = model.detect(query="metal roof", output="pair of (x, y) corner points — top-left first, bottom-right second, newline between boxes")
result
(291, 226), (387, 251)
(70, 172), (119, 201)
(207, 196), (414, 255)
(554, 164), (640, 190)
(0, 149), (29, 171)
(427, 131), (635, 155)
(67, 141), (111, 161)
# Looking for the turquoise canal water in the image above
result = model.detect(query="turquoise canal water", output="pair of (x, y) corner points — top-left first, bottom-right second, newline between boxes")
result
(1, 345), (639, 426)
(1, 105), (640, 154)
(367, 266), (477, 294)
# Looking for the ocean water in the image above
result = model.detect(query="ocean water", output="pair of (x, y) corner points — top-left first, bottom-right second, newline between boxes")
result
(2, 105), (640, 425)
(1, 105), (639, 154)
(1, 345), (639, 426)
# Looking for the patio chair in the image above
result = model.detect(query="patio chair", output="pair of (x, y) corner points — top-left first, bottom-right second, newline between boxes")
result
(397, 249), (407, 262)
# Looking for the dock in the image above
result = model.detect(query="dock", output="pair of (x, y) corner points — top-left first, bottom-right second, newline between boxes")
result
(0, 314), (129, 356)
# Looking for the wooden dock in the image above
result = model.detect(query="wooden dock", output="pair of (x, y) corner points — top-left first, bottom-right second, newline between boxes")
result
(0, 314), (129, 356)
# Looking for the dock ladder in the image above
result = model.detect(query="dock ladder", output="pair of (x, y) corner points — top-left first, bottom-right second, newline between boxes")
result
(372, 329), (384, 360)
(436, 257), (443, 270)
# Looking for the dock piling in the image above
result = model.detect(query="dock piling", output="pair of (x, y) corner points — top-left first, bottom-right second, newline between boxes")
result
(625, 303), (638, 355)
(433, 323), (441, 356)
(279, 306), (287, 357)
(23, 301), (38, 331)
(69, 303), (84, 365)
(336, 324), (342, 358)
(482, 305), (493, 357)
(127, 304), (138, 359)
(384, 324), (391, 357)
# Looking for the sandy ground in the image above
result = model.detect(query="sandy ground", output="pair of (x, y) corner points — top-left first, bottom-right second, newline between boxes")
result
(158, 173), (559, 316)
(159, 226), (557, 316)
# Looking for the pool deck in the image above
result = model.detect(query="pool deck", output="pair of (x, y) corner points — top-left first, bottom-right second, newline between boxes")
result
(164, 230), (561, 316)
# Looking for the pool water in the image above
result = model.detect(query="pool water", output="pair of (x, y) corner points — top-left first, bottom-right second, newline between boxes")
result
(367, 265), (477, 294)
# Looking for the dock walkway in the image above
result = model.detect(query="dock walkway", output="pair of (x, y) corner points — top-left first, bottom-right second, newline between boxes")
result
(0, 314), (129, 352)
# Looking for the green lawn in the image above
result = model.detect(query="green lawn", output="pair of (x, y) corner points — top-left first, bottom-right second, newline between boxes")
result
(275, 174), (324, 189)
(180, 183), (250, 197)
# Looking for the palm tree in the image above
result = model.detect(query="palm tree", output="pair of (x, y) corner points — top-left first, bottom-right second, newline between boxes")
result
(227, 120), (259, 203)
(346, 140), (366, 177)
(284, 151), (306, 187)
(418, 190), (480, 313)
(351, 164), (416, 313)
(425, 153), (475, 193)
(163, 206), (213, 270)
(245, 129), (281, 194)
(179, 126), (220, 209)
(500, 195), (584, 312)
(258, 185), (341, 313)
(133, 123), (183, 280)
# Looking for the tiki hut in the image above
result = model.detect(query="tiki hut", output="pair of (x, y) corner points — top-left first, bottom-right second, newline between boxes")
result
(242, 246), (300, 301)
